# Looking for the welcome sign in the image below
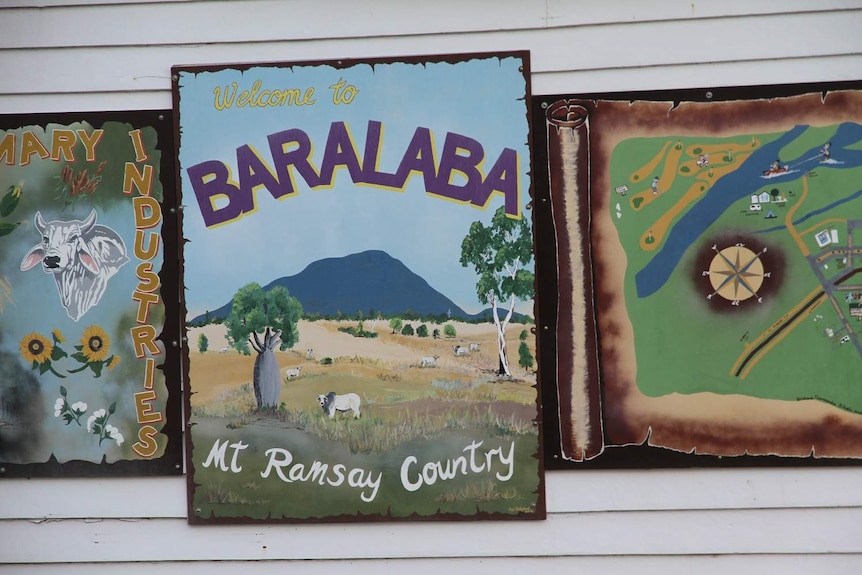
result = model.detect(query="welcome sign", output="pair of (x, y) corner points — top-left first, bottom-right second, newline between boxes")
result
(174, 53), (545, 523)
(0, 111), (182, 477)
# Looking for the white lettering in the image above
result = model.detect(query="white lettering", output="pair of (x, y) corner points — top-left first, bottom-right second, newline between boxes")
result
(202, 438), (248, 473)
(399, 440), (516, 491)
(259, 448), (379, 502)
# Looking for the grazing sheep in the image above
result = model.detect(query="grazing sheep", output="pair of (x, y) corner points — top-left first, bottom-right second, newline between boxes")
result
(219, 346), (229, 353)
(318, 391), (361, 419)
(419, 355), (438, 368)
(306, 347), (314, 360)
(284, 366), (303, 381)
(468, 343), (481, 352)
(453, 345), (470, 356)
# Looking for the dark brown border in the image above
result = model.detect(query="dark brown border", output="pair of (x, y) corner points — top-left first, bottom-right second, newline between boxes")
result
(173, 51), (545, 523)
(0, 110), (184, 478)
(533, 80), (862, 469)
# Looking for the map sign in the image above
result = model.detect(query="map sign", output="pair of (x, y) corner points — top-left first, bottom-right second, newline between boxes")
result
(174, 53), (544, 522)
(0, 111), (182, 477)
(534, 84), (862, 466)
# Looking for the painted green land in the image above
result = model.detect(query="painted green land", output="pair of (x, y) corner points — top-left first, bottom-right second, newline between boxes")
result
(608, 126), (862, 414)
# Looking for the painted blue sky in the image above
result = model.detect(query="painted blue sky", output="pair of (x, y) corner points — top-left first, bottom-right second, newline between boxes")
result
(177, 55), (533, 317)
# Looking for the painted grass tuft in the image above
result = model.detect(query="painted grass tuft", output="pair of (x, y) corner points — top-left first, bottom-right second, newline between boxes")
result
(435, 479), (520, 503)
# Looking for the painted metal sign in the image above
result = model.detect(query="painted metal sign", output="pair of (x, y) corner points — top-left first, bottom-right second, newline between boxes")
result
(534, 82), (862, 467)
(174, 52), (544, 522)
(0, 111), (182, 477)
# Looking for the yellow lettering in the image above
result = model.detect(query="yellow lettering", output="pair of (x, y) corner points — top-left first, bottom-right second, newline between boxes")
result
(132, 425), (159, 458)
(20, 131), (49, 166)
(237, 89), (251, 107)
(133, 230), (160, 260)
(123, 162), (154, 196)
(142, 357), (156, 390)
(76, 129), (104, 162)
(130, 325), (161, 358)
(132, 291), (160, 324)
(134, 390), (163, 424)
(135, 262), (160, 293)
(50, 129), (76, 162)
(128, 129), (149, 162)
(133, 196), (162, 229)
(0, 133), (15, 165)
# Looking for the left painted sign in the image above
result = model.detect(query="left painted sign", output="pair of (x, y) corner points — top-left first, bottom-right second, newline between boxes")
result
(0, 111), (182, 477)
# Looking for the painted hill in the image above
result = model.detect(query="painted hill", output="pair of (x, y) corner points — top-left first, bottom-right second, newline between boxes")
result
(192, 250), (513, 324)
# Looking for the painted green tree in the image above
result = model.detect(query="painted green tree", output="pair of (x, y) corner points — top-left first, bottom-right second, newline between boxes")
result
(460, 206), (533, 376)
(518, 341), (534, 373)
(224, 283), (303, 352)
(197, 333), (209, 353)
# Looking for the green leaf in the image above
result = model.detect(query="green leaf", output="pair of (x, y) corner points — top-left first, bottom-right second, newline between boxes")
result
(38, 362), (50, 375)
(90, 361), (104, 378)
(0, 221), (21, 237)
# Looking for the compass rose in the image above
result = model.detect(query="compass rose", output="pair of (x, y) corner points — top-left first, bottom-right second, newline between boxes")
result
(703, 243), (770, 305)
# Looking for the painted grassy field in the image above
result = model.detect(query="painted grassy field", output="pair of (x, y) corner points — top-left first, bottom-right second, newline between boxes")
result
(185, 320), (542, 521)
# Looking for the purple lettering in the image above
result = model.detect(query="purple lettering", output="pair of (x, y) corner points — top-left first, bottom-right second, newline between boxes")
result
(187, 160), (248, 227)
(267, 128), (320, 190)
(317, 122), (363, 186)
(188, 121), (523, 226)
(361, 121), (401, 187)
(394, 127), (437, 191)
(237, 144), (292, 199)
(474, 147), (519, 217)
(432, 133), (483, 204)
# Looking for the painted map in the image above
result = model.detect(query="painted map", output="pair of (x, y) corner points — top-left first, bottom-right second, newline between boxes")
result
(538, 88), (862, 464)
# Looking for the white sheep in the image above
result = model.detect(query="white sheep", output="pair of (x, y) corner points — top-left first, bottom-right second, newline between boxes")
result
(453, 345), (470, 356)
(284, 366), (303, 381)
(419, 355), (438, 368)
(468, 343), (481, 352)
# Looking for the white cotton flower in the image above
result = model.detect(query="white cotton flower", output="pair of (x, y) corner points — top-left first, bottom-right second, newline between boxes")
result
(93, 408), (106, 419)
(86, 414), (97, 432)
(71, 401), (88, 413)
(105, 425), (124, 446)
(54, 398), (64, 417)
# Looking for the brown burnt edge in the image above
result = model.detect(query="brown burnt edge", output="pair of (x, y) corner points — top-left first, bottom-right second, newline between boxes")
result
(572, 85), (862, 467)
(0, 110), (184, 478)
(175, 53), (547, 523)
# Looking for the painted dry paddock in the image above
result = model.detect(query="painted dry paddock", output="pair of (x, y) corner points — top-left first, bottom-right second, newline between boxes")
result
(186, 319), (537, 413)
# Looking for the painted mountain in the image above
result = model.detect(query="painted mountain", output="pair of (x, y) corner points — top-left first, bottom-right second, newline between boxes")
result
(191, 250), (521, 324)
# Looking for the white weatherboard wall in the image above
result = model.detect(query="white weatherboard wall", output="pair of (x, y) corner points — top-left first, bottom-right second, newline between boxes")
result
(1, 1), (861, 573)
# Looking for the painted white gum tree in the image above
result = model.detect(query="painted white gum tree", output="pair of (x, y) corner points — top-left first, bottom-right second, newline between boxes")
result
(460, 205), (534, 377)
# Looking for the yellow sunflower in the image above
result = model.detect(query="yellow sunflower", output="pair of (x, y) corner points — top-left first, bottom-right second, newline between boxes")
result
(80, 325), (110, 362)
(108, 355), (121, 371)
(19, 332), (53, 364)
(52, 328), (66, 343)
